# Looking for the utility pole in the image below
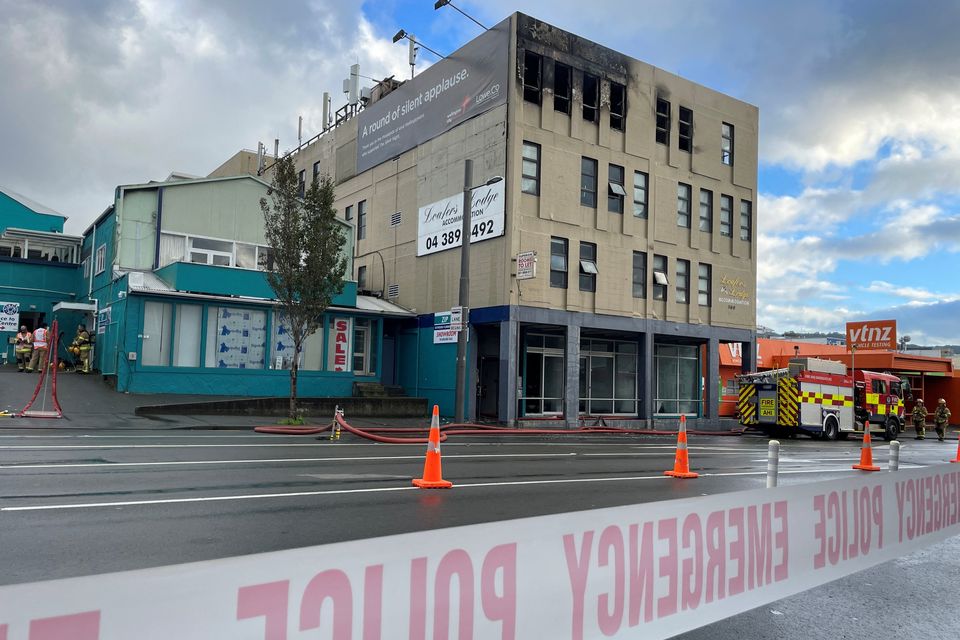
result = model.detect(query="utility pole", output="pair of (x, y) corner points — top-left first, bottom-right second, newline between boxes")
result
(454, 159), (473, 423)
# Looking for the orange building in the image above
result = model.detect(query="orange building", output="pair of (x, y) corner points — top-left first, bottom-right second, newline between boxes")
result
(717, 339), (960, 421)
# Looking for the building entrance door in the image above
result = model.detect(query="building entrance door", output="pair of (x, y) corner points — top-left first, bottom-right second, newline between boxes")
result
(579, 354), (615, 414)
(522, 350), (564, 415)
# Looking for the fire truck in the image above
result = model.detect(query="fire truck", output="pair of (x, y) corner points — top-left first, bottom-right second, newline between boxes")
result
(736, 358), (906, 440)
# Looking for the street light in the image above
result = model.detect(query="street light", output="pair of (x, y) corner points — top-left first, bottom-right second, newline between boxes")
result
(434, 0), (489, 30)
(391, 29), (446, 60)
(454, 158), (503, 423)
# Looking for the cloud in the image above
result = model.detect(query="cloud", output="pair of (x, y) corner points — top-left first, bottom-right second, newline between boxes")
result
(863, 281), (960, 304)
(861, 300), (960, 346)
(0, 0), (410, 234)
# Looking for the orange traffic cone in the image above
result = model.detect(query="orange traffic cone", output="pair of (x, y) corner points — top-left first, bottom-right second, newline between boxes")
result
(665, 415), (698, 479)
(853, 421), (880, 471)
(951, 432), (960, 464)
(413, 405), (453, 489)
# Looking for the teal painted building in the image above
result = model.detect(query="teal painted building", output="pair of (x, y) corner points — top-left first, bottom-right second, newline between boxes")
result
(80, 175), (413, 395)
(0, 185), (86, 364)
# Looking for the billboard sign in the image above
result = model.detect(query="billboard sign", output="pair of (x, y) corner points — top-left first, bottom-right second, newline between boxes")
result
(846, 319), (897, 351)
(0, 302), (20, 332)
(356, 18), (509, 173)
(417, 179), (505, 257)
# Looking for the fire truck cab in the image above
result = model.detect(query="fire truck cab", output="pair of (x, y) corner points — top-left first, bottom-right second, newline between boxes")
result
(736, 358), (904, 440)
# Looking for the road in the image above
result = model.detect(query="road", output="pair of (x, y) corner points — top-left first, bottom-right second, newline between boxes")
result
(0, 426), (957, 638)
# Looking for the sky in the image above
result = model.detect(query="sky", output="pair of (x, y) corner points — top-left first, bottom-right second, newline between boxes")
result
(2, 0), (959, 344)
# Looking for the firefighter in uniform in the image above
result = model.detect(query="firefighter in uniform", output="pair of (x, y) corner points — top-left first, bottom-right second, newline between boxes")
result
(14, 326), (32, 372)
(71, 324), (92, 374)
(934, 398), (952, 442)
(26, 322), (49, 373)
(911, 398), (928, 440)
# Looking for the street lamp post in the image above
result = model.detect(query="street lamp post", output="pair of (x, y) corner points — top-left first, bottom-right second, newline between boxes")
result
(454, 159), (502, 423)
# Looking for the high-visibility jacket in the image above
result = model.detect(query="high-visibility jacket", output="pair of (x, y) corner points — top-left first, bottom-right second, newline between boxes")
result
(33, 328), (48, 349)
(15, 331), (32, 353)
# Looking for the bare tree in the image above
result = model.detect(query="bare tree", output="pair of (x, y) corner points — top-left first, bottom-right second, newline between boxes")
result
(261, 156), (347, 419)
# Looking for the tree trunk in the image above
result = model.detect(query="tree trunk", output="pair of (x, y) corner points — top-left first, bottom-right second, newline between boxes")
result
(289, 348), (299, 420)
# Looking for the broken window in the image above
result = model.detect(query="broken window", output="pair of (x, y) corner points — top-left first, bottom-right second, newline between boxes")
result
(554, 62), (572, 114)
(679, 106), (693, 152)
(608, 163), (625, 213)
(523, 50), (542, 104)
(582, 73), (599, 123)
(656, 97), (671, 145)
(610, 82), (625, 131)
(722, 122), (734, 165)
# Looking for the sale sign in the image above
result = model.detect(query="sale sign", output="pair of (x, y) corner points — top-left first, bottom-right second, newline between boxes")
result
(326, 317), (353, 372)
(846, 319), (897, 351)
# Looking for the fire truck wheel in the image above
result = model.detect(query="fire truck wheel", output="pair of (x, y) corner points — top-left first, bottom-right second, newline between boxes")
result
(822, 416), (839, 441)
(883, 417), (899, 441)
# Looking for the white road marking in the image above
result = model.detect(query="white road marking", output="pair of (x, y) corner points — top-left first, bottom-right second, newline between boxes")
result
(0, 466), (916, 512)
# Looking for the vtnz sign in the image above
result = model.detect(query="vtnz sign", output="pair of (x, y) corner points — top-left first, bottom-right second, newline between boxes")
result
(846, 319), (897, 351)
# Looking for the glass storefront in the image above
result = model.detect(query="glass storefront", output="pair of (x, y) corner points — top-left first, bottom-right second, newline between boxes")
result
(654, 344), (701, 416)
(579, 339), (638, 415)
(521, 333), (565, 415)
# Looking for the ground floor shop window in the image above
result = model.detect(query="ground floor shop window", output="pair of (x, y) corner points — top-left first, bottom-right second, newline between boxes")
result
(204, 306), (266, 369)
(142, 301), (172, 366)
(654, 344), (701, 415)
(270, 312), (324, 371)
(521, 333), (565, 415)
(579, 339), (638, 415)
(173, 304), (202, 367)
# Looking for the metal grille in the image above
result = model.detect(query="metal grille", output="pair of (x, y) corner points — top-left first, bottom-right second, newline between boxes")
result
(389, 211), (402, 227)
(387, 283), (399, 298)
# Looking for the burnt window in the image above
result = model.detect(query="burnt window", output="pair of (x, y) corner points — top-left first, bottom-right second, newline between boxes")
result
(582, 73), (599, 123)
(554, 62), (572, 114)
(608, 164), (625, 213)
(580, 157), (598, 207)
(678, 106), (693, 152)
(523, 50), (542, 104)
(656, 97), (671, 145)
(722, 122), (734, 165)
(610, 82), (625, 131)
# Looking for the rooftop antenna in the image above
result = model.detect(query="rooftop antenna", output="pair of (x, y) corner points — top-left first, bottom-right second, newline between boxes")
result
(274, 138), (279, 160)
(346, 64), (360, 106)
(408, 34), (418, 79)
(322, 92), (331, 130)
(298, 115), (303, 147)
(256, 142), (265, 175)
(434, 0), (488, 30)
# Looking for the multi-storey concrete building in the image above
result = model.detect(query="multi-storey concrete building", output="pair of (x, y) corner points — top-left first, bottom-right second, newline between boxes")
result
(221, 12), (758, 425)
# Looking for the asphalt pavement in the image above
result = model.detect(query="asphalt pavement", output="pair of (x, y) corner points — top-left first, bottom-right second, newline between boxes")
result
(0, 425), (958, 638)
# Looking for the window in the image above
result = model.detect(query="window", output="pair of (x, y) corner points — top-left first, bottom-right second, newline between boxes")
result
(189, 237), (232, 266)
(720, 195), (733, 237)
(142, 301), (172, 366)
(722, 123), (734, 165)
(582, 73), (599, 122)
(656, 97), (671, 145)
(610, 82), (625, 130)
(523, 50), (542, 104)
(698, 263), (711, 307)
(633, 171), (648, 218)
(740, 200), (753, 241)
(872, 379), (887, 394)
(653, 254), (668, 300)
(579, 242), (597, 292)
(344, 204), (353, 221)
(358, 200), (367, 240)
(271, 311), (323, 371)
(655, 344), (701, 415)
(204, 306), (266, 369)
(257, 246), (274, 271)
(353, 319), (372, 374)
(678, 106), (693, 153)
(94, 244), (106, 274)
(580, 157), (598, 207)
(676, 259), (690, 304)
(173, 304), (202, 367)
(297, 170), (305, 197)
(607, 164), (625, 213)
(699, 189), (713, 232)
(632, 251), (646, 298)
(312, 161), (321, 183)
(677, 183), (691, 228)
(521, 141), (541, 195)
(550, 237), (568, 288)
(82, 257), (90, 278)
(554, 62), (571, 114)
(357, 265), (367, 289)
